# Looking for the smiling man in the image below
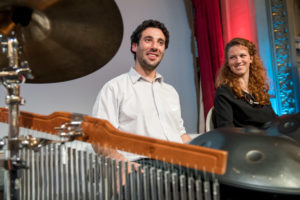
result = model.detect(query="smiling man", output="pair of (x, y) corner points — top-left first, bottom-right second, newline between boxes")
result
(92, 20), (191, 163)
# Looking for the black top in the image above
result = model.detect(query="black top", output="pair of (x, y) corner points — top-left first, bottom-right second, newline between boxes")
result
(214, 85), (277, 128)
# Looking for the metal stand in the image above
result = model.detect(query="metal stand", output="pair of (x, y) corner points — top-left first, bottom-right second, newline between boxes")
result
(0, 32), (32, 200)
(0, 32), (84, 200)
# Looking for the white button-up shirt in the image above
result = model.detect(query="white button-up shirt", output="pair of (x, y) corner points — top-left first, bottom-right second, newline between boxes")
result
(92, 68), (186, 160)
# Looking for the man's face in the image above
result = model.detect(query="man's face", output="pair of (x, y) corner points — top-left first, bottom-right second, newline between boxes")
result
(132, 27), (166, 71)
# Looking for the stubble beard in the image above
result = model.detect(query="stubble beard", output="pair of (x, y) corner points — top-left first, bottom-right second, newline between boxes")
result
(140, 58), (161, 71)
(136, 52), (161, 71)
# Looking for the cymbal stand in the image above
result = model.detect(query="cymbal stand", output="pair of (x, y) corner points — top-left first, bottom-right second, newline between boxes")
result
(0, 32), (84, 200)
(0, 32), (32, 200)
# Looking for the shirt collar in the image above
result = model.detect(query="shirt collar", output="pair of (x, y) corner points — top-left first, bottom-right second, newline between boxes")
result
(129, 67), (163, 83)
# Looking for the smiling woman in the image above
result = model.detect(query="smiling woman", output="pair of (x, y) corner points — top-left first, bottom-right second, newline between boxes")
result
(214, 37), (277, 128)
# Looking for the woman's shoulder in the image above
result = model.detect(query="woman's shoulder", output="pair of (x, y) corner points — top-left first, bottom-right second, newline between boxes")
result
(215, 85), (234, 96)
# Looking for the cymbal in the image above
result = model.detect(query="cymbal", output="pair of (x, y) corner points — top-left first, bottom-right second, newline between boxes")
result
(0, 0), (123, 83)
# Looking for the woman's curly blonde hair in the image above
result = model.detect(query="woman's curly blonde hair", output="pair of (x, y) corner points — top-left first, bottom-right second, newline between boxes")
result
(215, 38), (271, 105)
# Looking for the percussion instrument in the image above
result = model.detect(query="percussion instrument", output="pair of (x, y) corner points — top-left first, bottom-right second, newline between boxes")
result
(0, 0), (123, 83)
(0, 108), (228, 200)
(0, 1), (230, 199)
(189, 127), (300, 200)
(0, 1), (299, 200)
(265, 112), (300, 142)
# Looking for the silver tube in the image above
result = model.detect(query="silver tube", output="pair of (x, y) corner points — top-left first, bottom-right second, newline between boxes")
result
(34, 149), (40, 200)
(136, 165), (142, 200)
(213, 178), (220, 200)
(180, 175), (187, 200)
(57, 146), (62, 200)
(83, 151), (88, 200)
(52, 145), (58, 200)
(143, 166), (149, 200)
(48, 145), (53, 200)
(105, 157), (111, 200)
(117, 160), (122, 200)
(99, 155), (105, 200)
(67, 147), (72, 200)
(78, 150), (83, 199)
(124, 161), (129, 200)
(164, 171), (171, 200)
(157, 169), (164, 200)
(94, 155), (100, 200)
(91, 154), (97, 200)
(188, 177), (195, 200)
(111, 159), (117, 200)
(150, 167), (157, 200)
(88, 153), (93, 200)
(172, 173), (179, 200)
(203, 179), (211, 200)
(130, 163), (136, 200)
(72, 148), (77, 200)
(196, 179), (203, 200)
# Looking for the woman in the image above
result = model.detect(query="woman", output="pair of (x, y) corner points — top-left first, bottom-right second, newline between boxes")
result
(214, 37), (277, 128)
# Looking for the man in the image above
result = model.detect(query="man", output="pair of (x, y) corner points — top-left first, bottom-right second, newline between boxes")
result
(92, 19), (191, 163)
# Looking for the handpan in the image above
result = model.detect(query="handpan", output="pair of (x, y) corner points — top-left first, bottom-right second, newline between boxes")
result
(189, 127), (300, 196)
(265, 112), (300, 142)
(0, 0), (123, 83)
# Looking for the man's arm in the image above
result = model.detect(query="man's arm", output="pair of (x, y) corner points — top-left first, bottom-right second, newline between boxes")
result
(181, 133), (191, 143)
(93, 144), (140, 186)
(92, 144), (127, 161)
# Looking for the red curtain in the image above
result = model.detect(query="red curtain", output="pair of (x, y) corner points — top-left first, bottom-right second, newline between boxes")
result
(220, 0), (258, 45)
(192, 0), (224, 118)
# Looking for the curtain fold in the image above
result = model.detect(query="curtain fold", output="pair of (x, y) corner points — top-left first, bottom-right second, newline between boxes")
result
(192, 0), (224, 120)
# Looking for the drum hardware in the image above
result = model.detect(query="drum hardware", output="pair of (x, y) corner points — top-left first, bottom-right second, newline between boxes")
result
(0, 32), (87, 200)
(0, 31), (32, 200)
(54, 113), (85, 141)
(1, 134), (82, 153)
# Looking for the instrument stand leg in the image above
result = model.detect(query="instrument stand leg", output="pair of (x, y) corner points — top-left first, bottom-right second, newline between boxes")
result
(4, 167), (21, 200)
(0, 31), (32, 200)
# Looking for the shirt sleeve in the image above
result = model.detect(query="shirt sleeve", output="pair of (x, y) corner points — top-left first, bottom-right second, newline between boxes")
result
(214, 87), (235, 128)
(174, 88), (187, 135)
(92, 83), (120, 128)
(178, 109), (186, 135)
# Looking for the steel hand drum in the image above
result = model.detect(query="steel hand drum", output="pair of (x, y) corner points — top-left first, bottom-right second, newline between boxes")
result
(265, 113), (300, 142)
(189, 127), (300, 198)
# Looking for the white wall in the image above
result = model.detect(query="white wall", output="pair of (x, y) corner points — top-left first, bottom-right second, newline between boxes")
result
(0, 0), (198, 133)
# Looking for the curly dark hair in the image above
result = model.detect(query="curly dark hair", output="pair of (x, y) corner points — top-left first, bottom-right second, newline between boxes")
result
(130, 19), (169, 60)
(216, 37), (271, 105)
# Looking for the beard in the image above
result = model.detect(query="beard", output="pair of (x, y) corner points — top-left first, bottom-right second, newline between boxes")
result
(137, 53), (164, 71)
(140, 58), (160, 71)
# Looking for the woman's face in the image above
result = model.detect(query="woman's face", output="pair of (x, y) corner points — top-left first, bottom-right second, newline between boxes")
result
(227, 45), (253, 78)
